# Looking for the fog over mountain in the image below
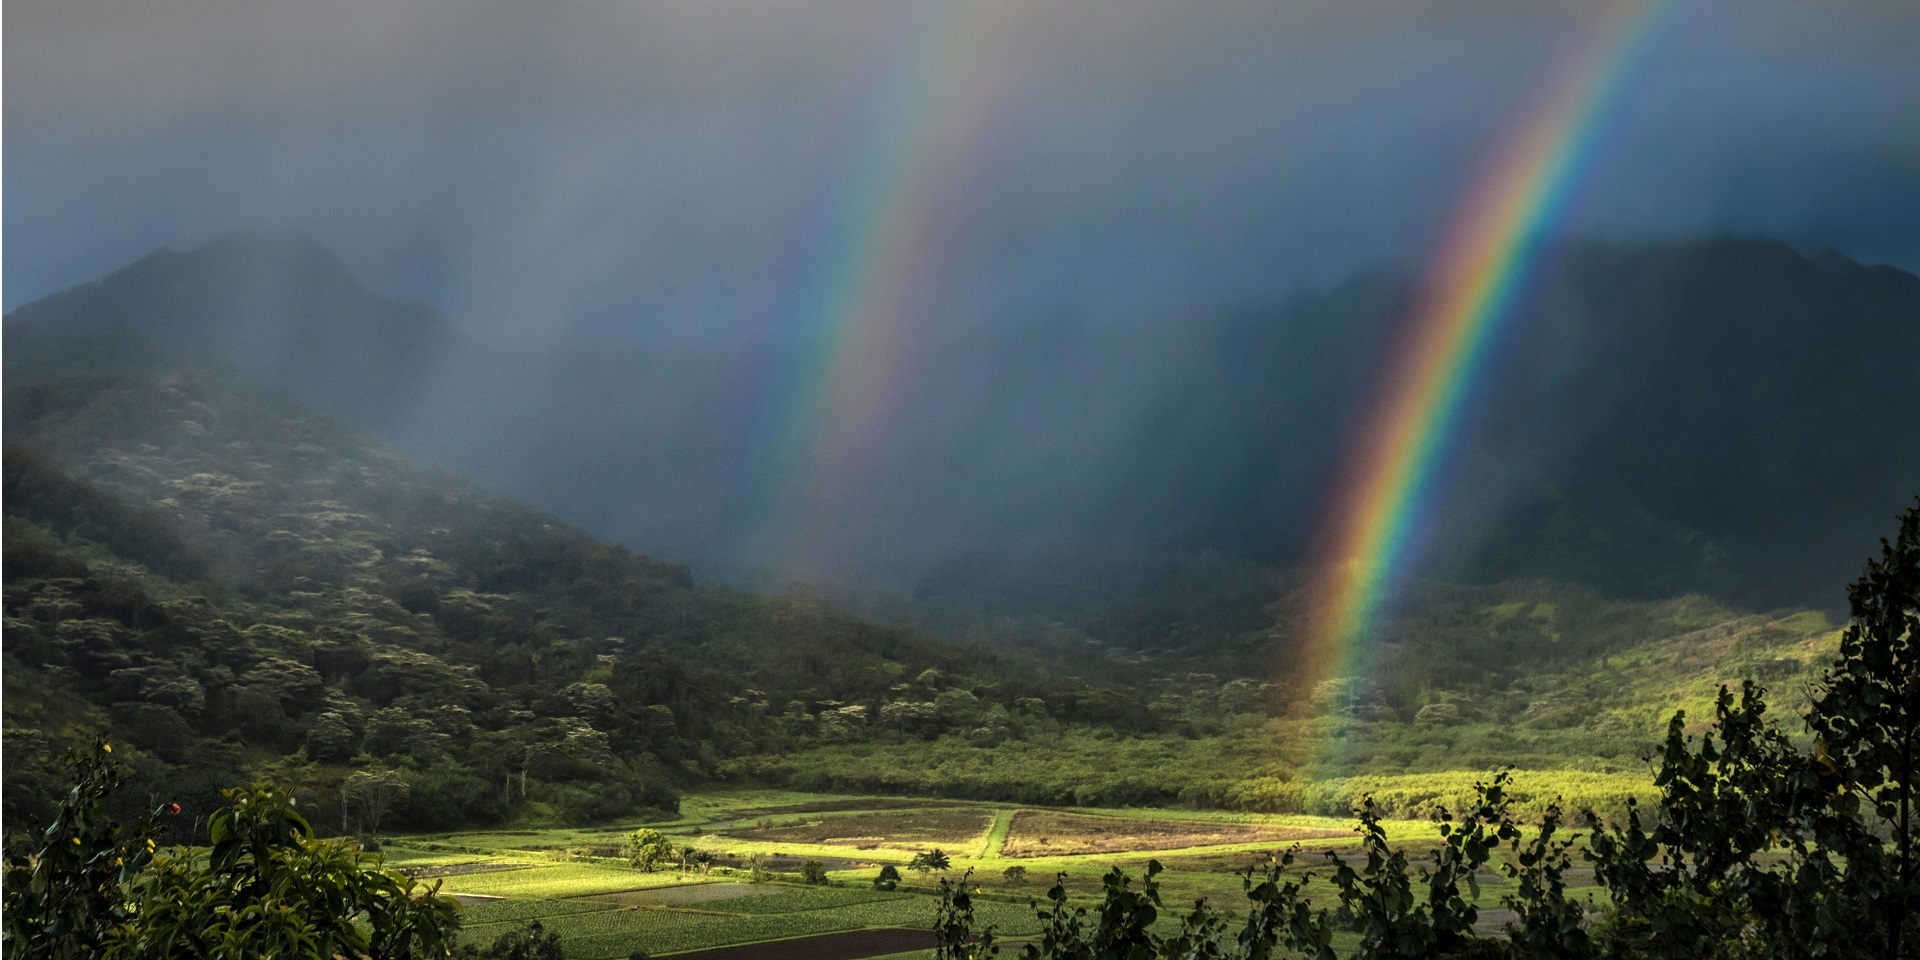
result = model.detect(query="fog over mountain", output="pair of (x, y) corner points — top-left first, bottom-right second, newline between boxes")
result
(9, 234), (1917, 621)
(6, 0), (1918, 625)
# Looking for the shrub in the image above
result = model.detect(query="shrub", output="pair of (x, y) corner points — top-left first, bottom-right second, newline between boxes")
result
(453, 921), (562, 960)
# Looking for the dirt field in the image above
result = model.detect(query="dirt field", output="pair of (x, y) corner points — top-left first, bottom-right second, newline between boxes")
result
(726, 798), (970, 819)
(661, 927), (935, 960)
(579, 882), (775, 906)
(999, 811), (1346, 857)
(717, 810), (993, 849)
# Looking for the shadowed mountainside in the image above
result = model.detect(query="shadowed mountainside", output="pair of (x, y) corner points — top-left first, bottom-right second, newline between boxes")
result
(7, 233), (1915, 636)
(4, 232), (463, 429)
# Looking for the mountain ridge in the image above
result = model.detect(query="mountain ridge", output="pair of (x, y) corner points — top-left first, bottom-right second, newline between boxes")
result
(4, 232), (463, 430)
(8, 231), (1915, 631)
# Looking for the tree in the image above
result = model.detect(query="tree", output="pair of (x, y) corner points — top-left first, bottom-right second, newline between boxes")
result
(622, 829), (673, 872)
(1002, 864), (1028, 885)
(1803, 499), (1920, 958)
(915, 500), (1920, 959)
(341, 768), (410, 837)
(677, 845), (697, 875)
(874, 864), (901, 890)
(800, 858), (829, 885)
(908, 849), (951, 876)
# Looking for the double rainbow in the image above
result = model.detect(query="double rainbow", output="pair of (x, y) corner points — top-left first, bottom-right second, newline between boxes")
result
(1294, 0), (1669, 743)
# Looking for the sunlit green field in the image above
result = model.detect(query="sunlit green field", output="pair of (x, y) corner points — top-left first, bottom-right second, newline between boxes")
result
(396, 782), (1628, 959)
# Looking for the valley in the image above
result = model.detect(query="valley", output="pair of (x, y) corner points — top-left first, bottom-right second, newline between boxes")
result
(395, 789), (1594, 958)
(0, 235), (1910, 958)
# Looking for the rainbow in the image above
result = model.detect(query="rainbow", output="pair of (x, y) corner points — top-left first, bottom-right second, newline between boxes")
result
(736, 1), (1025, 578)
(1294, 0), (1670, 751)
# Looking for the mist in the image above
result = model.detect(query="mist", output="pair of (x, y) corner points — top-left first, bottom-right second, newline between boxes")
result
(7, 0), (1919, 616)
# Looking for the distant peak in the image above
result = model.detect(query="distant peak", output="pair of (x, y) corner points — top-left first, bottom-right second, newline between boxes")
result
(1808, 246), (1863, 273)
(172, 230), (351, 274)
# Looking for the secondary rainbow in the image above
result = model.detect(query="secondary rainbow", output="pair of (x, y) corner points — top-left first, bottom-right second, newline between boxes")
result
(1295, 0), (1670, 743)
(737, 1), (1025, 577)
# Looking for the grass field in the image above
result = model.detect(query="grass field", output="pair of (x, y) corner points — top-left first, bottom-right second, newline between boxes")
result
(390, 779), (1632, 959)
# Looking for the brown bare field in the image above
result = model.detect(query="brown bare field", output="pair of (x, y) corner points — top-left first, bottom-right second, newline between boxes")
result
(717, 809), (994, 849)
(1000, 811), (1347, 857)
(727, 798), (971, 819)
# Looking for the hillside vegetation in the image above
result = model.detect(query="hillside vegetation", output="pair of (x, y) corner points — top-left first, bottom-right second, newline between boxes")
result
(3, 354), (1848, 835)
(2, 371), (1155, 835)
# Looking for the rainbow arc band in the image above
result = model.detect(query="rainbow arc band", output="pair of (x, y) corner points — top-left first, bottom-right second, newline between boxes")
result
(741, 1), (1026, 575)
(1296, 0), (1669, 772)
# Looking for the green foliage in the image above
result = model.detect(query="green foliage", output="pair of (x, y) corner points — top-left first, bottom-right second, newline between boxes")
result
(1804, 500), (1920, 956)
(6, 374), (1138, 831)
(1581, 500), (1920, 959)
(3, 744), (458, 960)
(922, 501), (1920, 960)
(933, 870), (1001, 960)
(1, 740), (165, 960)
(2, 366), (1853, 831)
(2, 443), (205, 580)
(800, 858), (829, 884)
(453, 921), (563, 960)
(909, 848), (953, 874)
(107, 783), (458, 959)
(620, 828), (674, 872)
(343, 767), (412, 837)
(874, 863), (901, 890)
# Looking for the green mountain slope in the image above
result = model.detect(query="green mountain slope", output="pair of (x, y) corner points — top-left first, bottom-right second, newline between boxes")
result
(2, 293), (1882, 833)
(2, 371), (1150, 834)
(748, 577), (1842, 812)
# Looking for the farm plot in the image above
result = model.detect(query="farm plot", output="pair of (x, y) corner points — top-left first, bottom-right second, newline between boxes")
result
(457, 888), (1038, 959)
(717, 809), (993, 849)
(696, 888), (915, 915)
(436, 862), (693, 899)
(377, 848), (502, 869)
(999, 810), (1344, 857)
(580, 882), (773, 907)
(400, 860), (536, 879)
(459, 898), (623, 926)
(659, 928), (936, 960)
(725, 797), (974, 819)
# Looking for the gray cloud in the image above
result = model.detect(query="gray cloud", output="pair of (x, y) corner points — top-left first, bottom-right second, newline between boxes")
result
(6, 0), (1918, 609)
(9, 0), (1916, 317)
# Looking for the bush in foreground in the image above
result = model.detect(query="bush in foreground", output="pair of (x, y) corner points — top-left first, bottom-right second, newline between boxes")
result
(2, 744), (459, 960)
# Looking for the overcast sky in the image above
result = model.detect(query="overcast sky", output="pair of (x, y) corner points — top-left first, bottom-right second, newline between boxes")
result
(7, 0), (1918, 334)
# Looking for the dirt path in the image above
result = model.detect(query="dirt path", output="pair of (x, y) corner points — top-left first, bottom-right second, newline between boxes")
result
(659, 927), (934, 960)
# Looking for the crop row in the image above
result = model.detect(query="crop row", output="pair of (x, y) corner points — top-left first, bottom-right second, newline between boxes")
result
(461, 895), (1042, 959)
(458, 898), (621, 926)
(438, 863), (694, 898)
(695, 887), (913, 915)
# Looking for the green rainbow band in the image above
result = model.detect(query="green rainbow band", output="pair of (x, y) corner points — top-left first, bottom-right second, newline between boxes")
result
(1297, 0), (1668, 755)
(745, 1), (1024, 575)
